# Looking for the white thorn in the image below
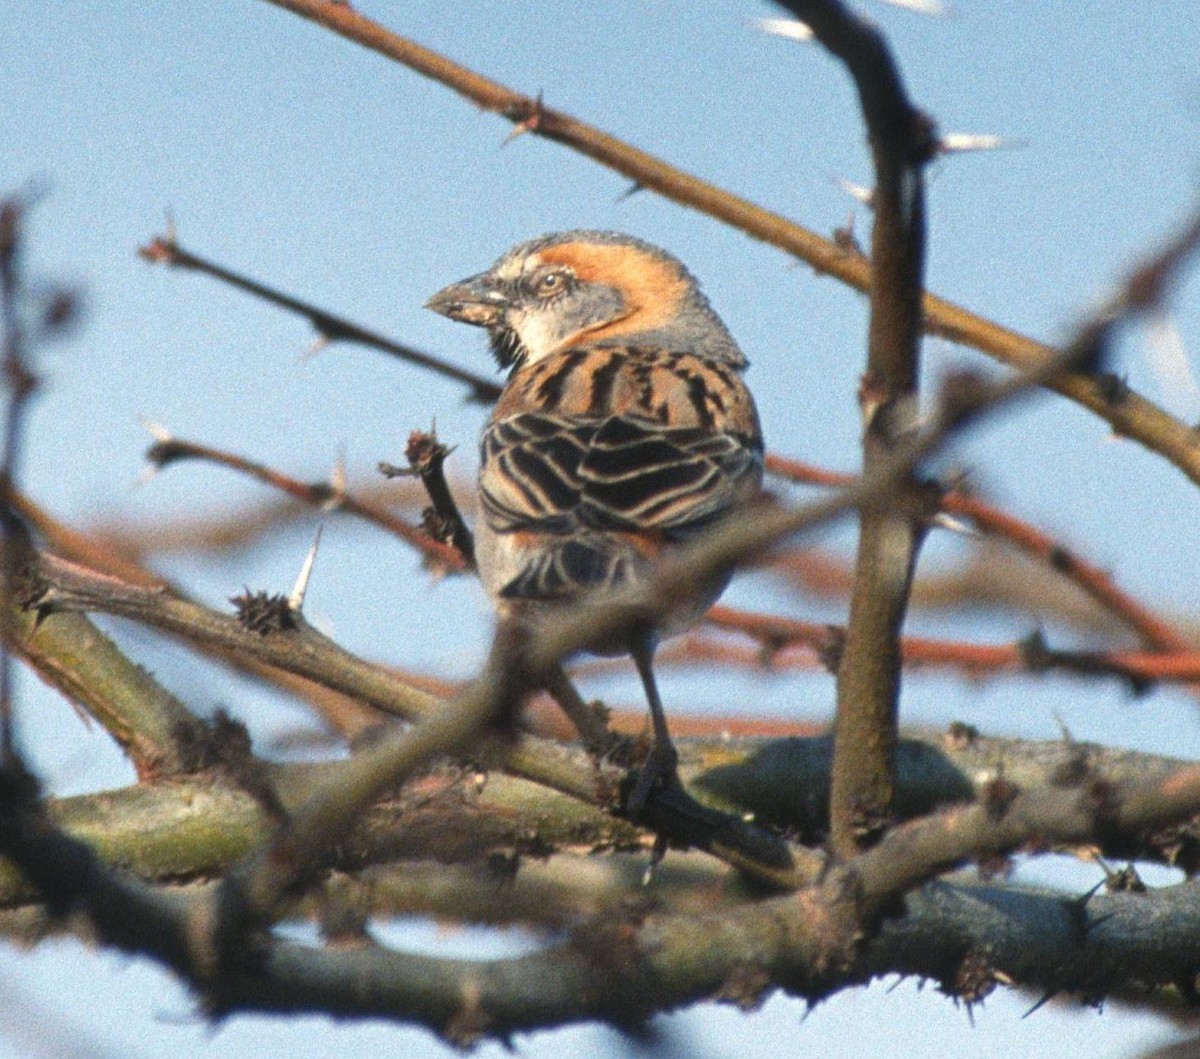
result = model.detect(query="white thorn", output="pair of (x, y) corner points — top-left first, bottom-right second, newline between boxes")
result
(834, 176), (874, 208)
(930, 512), (977, 538)
(749, 17), (814, 42)
(164, 210), (177, 243)
(327, 451), (348, 510)
(1144, 311), (1200, 421)
(878, 0), (951, 15)
(135, 463), (159, 487)
(937, 133), (1017, 155)
(289, 524), (323, 612)
(138, 416), (172, 442)
(300, 333), (331, 363)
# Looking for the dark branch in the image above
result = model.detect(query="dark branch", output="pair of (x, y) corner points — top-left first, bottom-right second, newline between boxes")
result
(139, 233), (502, 404)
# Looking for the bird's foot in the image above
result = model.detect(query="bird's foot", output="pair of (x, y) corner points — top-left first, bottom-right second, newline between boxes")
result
(624, 739), (681, 819)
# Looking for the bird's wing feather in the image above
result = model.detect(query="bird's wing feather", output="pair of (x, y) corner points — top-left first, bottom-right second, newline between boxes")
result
(480, 411), (761, 538)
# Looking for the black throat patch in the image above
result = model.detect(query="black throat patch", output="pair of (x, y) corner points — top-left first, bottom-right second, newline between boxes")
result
(488, 327), (529, 372)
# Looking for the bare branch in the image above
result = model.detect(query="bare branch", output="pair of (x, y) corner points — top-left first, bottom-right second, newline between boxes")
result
(139, 233), (501, 403)
(259, 0), (1200, 490)
(773, 0), (933, 853)
(143, 430), (468, 572)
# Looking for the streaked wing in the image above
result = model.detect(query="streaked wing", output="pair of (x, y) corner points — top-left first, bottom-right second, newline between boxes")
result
(577, 415), (760, 535)
(478, 414), (590, 534)
(480, 411), (761, 539)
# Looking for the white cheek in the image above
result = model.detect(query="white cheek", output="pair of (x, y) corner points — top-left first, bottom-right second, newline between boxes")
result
(510, 310), (563, 364)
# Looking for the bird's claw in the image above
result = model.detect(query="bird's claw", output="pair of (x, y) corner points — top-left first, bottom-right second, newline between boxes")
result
(624, 740), (681, 818)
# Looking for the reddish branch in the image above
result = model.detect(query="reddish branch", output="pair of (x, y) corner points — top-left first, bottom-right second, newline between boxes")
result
(144, 431), (467, 572)
(701, 609), (1200, 688)
(765, 453), (1193, 654)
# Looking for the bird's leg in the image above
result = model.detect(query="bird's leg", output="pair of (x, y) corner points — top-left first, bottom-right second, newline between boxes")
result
(542, 662), (615, 756)
(626, 635), (682, 816)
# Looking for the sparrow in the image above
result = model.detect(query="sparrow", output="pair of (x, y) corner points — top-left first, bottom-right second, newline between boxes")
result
(426, 231), (763, 810)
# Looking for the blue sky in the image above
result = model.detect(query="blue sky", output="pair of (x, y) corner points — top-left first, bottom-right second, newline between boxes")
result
(2, 3), (1200, 1056)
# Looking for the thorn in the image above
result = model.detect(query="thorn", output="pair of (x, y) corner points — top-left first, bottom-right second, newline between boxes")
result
(1022, 991), (1056, 1018)
(288, 524), (322, 612)
(834, 176), (874, 208)
(1144, 311), (1200, 421)
(164, 210), (177, 245)
(616, 182), (645, 203)
(881, 0), (952, 16)
(502, 91), (544, 146)
(326, 452), (347, 510)
(641, 833), (669, 886)
(748, 17), (813, 42)
(300, 332), (332, 362)
(1052, 711), (1075, 744)
(135, 418), (173, 485)
(929, 511), (976, 537)
(1073, 877), (1107, 910)
(937, 133), (1019, 155)
(138, 416), (172, 442)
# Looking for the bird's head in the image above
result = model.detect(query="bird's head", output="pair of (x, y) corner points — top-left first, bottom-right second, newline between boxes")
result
(426, 231), (746, 372)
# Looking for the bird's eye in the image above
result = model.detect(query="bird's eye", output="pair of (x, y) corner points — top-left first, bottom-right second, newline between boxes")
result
(535, 271), (568, 296)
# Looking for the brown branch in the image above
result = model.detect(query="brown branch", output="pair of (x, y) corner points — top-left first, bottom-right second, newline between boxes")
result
(766, 438), (1194, 659)
(741, 451), (1197, 649)
(944, 491), (1194, 655)
(25, 554), (814, 889)
(699, 611), (1200, 689)
(14, 486), (387, 740)
(385, 428), (475, 568)
(0, 193), (42, 763)
(145, 430), (468, 572)
(258, 0), (1200, 491)
(139, 234), (502, 404)
(851, 762), (1200, 917)
(778, 0), (932, 854)
(6, 743), (1200, 1036)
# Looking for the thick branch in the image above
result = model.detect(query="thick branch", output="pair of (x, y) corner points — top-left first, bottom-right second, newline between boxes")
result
(9, 603), (209, 779)
(4, 747), (1200, 1039)
(776, 0), (931, 853)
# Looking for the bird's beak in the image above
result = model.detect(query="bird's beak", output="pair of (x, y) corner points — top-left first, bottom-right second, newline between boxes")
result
(425, 272), (510, 328)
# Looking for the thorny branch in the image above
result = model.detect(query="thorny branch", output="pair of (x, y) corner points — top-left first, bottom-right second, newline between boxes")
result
(703, 607), (1200, 691)
(778, 0), (933, 854)
(144, 428), (467, 572)
(139, 234), (501, 403)
(260, 0), (1200, 491)
(764, 453), (1194, 656)
(5, 717), (1200, 1037)
(3, 4), (1200, 1046)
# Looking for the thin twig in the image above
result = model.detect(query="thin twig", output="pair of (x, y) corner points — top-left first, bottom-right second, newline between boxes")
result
(144, 430), (468, 572)
(765, 453), (1194, 655)
(702, 609), (1200, 689)
(139, 234), (502, 403)
(0, 194), (42, 763)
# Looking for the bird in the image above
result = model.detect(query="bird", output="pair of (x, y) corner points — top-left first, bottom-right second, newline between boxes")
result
(426, 231), (763, 812)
